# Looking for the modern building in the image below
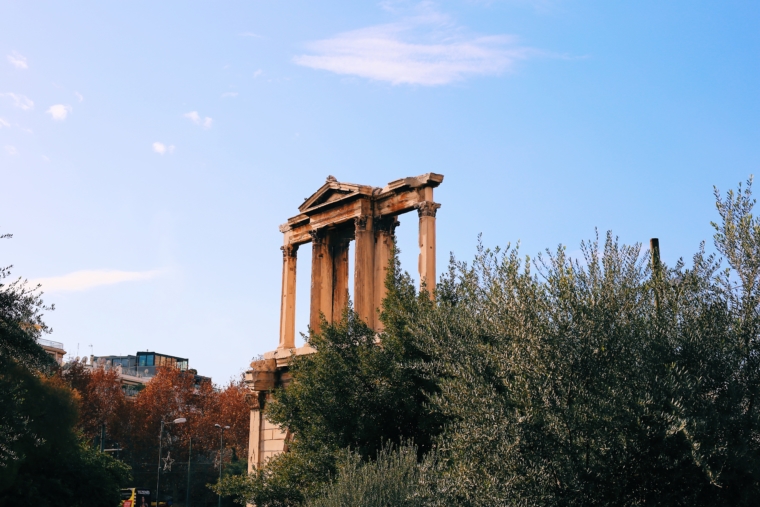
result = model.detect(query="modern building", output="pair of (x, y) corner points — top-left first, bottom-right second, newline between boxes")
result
(38, 338), (66, 365)
(89, 350), (209, 397)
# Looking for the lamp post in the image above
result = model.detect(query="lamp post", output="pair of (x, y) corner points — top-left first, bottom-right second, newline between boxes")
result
(156, 417), (186, 507)
(186, 437), (192, 507)
(214, 423), (230, 507)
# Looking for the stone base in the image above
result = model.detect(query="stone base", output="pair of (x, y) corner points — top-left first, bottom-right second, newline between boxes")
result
(245, 345), (315, 472)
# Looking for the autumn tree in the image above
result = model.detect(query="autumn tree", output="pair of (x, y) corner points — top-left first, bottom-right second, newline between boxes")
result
(64, 363), (250, 504)
(62, 361), (129, 445)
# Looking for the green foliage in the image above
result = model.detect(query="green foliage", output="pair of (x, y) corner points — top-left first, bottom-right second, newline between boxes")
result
(0, 249), (56, 374)
(216, 441), (336, 506)
(267, 297), (441, 459)
(0, 231), (131, 505)
(0, 232), (58, 468)
(408, 181), (760, 506)
(0, 361), (132, 506)
(306, 444), (427, 507)
(220, 253), (444, 506)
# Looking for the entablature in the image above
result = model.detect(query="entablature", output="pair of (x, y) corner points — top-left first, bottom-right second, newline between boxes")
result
(279, 173), (443, 246)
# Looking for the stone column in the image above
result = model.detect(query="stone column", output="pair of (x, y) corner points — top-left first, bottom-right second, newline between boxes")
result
(354, 214), (375, 326)
(331, 239), (350, 322)
(373, 216), (398, 330)
(310, 229), (333, 334)
(247, 392), (265, 472)
(417, 201), (440, 296)
(278, 243), (298, 349)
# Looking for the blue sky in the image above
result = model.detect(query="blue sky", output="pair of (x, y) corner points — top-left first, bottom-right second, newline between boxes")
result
(1, 1), (758, 383)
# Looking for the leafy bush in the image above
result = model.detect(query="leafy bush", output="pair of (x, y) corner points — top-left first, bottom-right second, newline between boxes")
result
(306, 444), (426, 507)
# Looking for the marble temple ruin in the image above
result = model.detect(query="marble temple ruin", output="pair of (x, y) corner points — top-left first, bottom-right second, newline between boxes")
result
(245, 173), (443, 471)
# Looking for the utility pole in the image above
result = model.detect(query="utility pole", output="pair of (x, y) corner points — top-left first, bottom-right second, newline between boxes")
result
(156, 418), (186, 507)
(156, 420), (165, 507)
(215, 424), (230, 507)
(186, 437), (192, 507)
(650, 238), (662, 312)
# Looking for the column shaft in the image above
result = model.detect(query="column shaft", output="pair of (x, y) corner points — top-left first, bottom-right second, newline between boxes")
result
(354, 214), (375, 326)
(417, 201), (440, 296)
(373, 217), (397, 330)
(248, 407), (262, 471)
(278, 244), (298, 349)
(332, 240), (350, 322)
(310, 230), (333, 334)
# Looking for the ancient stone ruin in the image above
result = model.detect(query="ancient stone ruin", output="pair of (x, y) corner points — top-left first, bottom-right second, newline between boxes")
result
(245, 173), (443, 471)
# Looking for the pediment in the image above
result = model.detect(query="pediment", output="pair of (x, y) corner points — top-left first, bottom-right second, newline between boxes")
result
(299, 177), (376, 213)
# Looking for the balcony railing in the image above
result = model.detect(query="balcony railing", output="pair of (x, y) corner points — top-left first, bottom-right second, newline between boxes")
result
(37, 338), (64, 350)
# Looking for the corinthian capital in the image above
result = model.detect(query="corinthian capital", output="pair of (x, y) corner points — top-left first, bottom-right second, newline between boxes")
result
(280, 244), (298, 260)
(374, 216), (400, 234)
(416, 201), (441, 218)
(309, 228), (327, 245)
(354, 215), (370, 231)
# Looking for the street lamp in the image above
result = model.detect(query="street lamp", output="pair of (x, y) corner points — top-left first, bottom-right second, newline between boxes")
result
(214, 423), (230, 507)
(157, 418), (186, 507)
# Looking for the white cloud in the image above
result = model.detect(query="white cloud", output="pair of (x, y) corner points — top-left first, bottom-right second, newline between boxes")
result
(0, 118), (10, 128)
(74, 91), (84, 102)
(238, 32), (263, 38)
(46, 104), (72, 120)
(152, 142), (175, 155)
(293, 8), (534, 85)
(0, 92), (34, 110)
(152, 142), (176, 155)
(253, 69), (263, 78)
(41, 155), (50, 162)
(29, 269), (163, 293)
(4, 145), (18, 156)
(221, 92), (238, 98)
(184, 111), (213, 129)
(184, 111), (200, 123)
(7, 51), (27, 69)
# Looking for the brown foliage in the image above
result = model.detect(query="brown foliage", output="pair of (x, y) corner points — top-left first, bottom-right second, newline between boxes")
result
(61, 362), (128, 442)
(62, 363), (249, 467)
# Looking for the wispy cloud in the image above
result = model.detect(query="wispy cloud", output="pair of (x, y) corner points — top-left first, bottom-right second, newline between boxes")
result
(294, 7), (534, 85)
(0, 118), (10, 128)
(74, 91), (84, 102)
(4, 145), (18, 156)
(152, 142), (175, 155)
(0, 93), (34, 110)
(30, 269), (163, 292)
(238, 32), (263, 38)
(46, 104), (72, 121)
(184, 111), (213, 128)
(7, 51), (28, 69)
(253, 69), (263, 78)
(221, 92), (238, 98)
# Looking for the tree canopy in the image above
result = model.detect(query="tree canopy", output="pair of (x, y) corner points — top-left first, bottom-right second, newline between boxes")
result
(0, 231), (132, 506)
